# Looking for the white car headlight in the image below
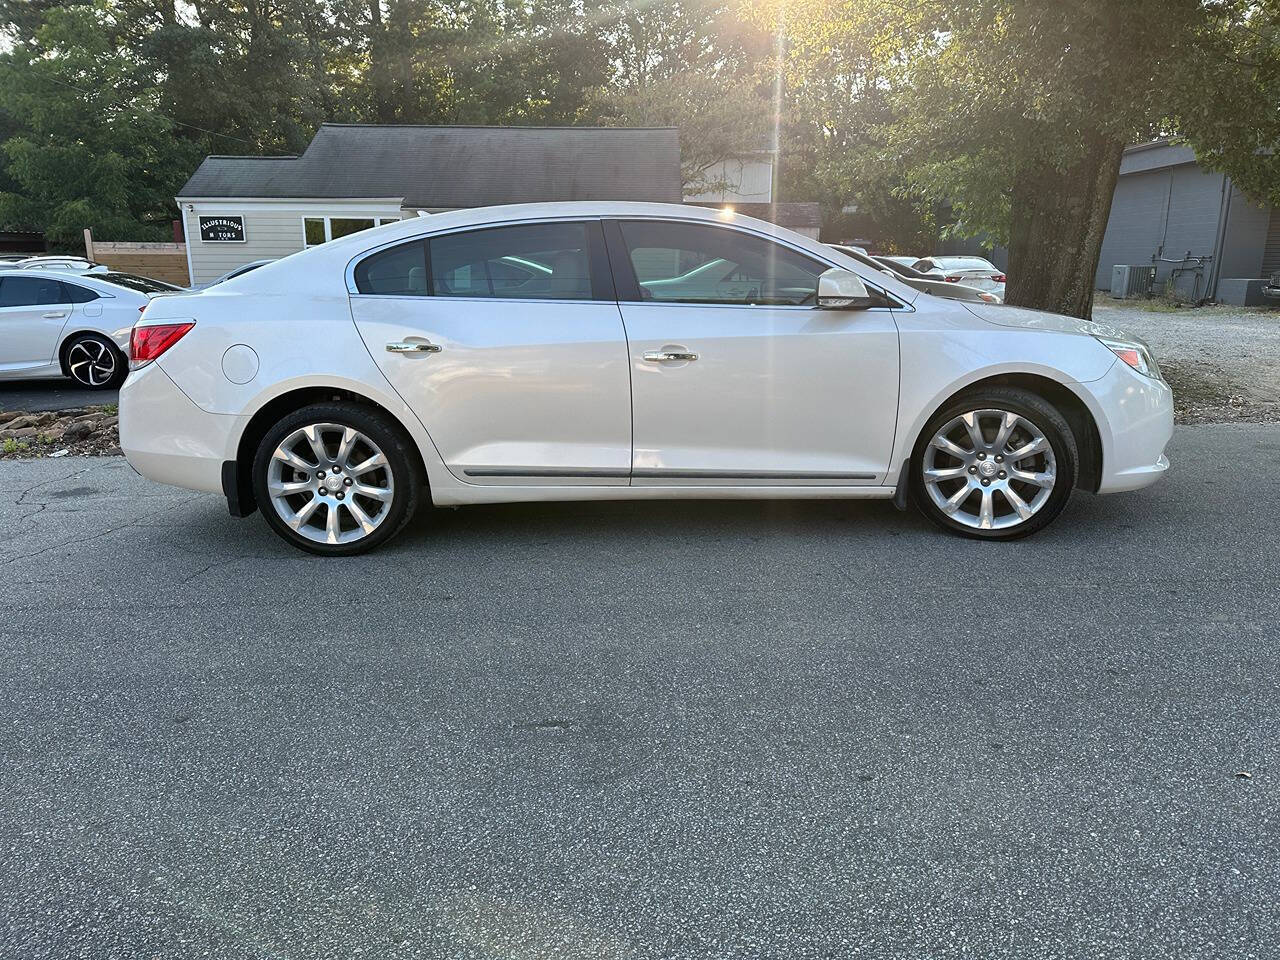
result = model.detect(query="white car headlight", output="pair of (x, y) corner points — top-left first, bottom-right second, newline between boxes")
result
(1096, 336), (1161, 380)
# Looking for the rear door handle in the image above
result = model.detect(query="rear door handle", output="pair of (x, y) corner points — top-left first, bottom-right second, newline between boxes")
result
(386, 341), (442, 354)
(643, 350), (698, 363)
(43, 311), (68, 319)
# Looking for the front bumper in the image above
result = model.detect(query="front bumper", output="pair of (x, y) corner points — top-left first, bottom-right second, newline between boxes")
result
(119, 362), (242, 495)
(1085, 359), (1175, 494)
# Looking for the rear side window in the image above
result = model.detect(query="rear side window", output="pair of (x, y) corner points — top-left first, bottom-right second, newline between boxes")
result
(354, 240), (427, 296)
(429, 223), (593, 301)
(64, 283), (99, 303)
(0, 276), (69, 307)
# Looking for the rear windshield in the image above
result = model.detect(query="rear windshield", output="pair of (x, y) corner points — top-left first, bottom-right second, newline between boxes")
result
(935, 257), (996, 271)
(98, 273), (182, 293)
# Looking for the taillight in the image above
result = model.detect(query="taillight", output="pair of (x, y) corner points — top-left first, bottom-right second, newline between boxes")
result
(944, 275), (962, 282)
(131, 322), (194, 366)
(993, 274), (1006, 283)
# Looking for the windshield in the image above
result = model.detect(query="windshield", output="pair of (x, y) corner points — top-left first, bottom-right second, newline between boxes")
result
(98, 272), (182, 293)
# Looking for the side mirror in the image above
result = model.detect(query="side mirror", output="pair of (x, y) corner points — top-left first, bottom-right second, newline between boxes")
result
(817, 268), (875, 309)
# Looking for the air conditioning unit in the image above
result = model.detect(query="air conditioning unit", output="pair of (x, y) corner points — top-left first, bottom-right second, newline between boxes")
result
(1111, 264), (1156, 299)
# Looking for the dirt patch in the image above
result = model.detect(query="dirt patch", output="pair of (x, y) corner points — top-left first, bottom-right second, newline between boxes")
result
(1158, 360), (1280, 425)
(0, 406), (121, 459)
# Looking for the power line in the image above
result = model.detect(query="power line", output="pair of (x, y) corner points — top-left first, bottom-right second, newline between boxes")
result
(41, 73), (259, 147)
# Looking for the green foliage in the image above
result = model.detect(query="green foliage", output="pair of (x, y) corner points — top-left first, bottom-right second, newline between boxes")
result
(0, 2), (204, 245)
(0, 0), (1277, 290)
(1173, 0), (1280, 209)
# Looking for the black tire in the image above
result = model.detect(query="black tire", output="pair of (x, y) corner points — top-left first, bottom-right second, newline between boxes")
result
(251, 401), (423, 556)
(63, 332), (126, 389)
(910, 386), (1078, 540)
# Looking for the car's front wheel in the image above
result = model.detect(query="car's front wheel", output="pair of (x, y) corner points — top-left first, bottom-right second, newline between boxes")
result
(251, 402), (422, 555)
(911, 387), (1078, 540)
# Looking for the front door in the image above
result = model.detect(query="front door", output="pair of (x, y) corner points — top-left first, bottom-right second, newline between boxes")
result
(0, 276), (72, 374)
(350, 220), (633, 483)
(606, 218), (900, 484)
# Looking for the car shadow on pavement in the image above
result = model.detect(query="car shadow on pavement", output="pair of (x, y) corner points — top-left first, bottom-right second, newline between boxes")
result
(0, 377), (119, 412)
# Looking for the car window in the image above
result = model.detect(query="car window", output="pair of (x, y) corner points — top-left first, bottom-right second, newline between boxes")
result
(912, 260), (935, 271)
(0, 276), (69, 307)
(428, 223), (594, 301)
(618, 220), (827, 306)
(63, 282), (99, 303)
(354, 240), (428, 296)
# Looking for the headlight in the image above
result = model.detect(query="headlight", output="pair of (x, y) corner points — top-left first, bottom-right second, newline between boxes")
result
(1096, 336), (1161, 380)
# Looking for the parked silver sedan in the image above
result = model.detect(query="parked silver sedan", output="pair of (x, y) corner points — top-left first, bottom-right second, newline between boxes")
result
(912, 256), (1007, 299)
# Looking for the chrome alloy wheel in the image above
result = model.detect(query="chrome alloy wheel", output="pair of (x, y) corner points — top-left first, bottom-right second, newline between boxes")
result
(67, 338), (117, 387)
(921, 408), (1057, 531)
(266, 423), (395, 545)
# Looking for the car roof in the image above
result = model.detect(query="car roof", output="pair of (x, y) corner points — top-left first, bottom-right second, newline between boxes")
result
(219, 201), (923, 306)
(0, 268), (145, 296)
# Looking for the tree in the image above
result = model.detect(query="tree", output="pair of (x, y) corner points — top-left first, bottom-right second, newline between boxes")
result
(881, 0), (1212, 318)
(1173, 0), (1280, 210)
(587, 0), (774, 194)
(0, 3), (204, 248)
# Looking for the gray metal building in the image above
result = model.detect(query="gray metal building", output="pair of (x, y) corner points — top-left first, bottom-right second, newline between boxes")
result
(1096, 140), (1280, 303)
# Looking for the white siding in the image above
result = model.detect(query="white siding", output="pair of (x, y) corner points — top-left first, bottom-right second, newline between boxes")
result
(182, 201), (403, 285)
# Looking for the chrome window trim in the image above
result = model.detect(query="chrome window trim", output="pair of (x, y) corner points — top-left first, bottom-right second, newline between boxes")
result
(345, 213), (911, 310)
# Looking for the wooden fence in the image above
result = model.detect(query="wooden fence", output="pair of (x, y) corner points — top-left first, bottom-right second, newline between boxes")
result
(84, 231), (190, 286)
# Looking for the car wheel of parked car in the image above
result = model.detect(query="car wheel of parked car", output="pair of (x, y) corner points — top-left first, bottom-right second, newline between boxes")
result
(251, 402), (422, 556)
(911, 387), (1078, 540)
(64, 333), (126, 389)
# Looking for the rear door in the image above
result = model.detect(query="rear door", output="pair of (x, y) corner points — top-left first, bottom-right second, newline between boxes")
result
(0, 276), (72, 373)
(349, 220), (633, 484)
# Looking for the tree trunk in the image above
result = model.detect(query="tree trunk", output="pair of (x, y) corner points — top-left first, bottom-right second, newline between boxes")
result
(368, 0), (396, 122)
(1005, 132), (1126, 319)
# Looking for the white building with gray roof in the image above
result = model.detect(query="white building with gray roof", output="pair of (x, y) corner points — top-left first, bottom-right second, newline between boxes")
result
(176, 124), (683, 285)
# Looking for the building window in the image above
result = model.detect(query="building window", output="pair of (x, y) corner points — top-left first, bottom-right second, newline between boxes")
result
(303, 215), (399, 247)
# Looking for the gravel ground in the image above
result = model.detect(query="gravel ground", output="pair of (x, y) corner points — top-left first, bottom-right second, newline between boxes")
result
(1, 424), (1278, 959)
(1094, 300), (1280, 424)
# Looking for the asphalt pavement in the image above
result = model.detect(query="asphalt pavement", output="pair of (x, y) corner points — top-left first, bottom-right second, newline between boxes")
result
(0, 424), (1277, 959)
(0, 378), (118, 412)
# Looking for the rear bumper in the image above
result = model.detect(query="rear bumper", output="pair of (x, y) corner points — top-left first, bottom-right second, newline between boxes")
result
(1086, 360), (1175, 494)
(119, 362), (241, 495)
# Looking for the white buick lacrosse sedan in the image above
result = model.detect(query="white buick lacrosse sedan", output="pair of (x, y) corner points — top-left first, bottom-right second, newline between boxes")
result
(120, 202), (1172, 555)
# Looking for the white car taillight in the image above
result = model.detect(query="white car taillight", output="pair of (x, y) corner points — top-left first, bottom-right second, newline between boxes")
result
(131, 322), (195, 367)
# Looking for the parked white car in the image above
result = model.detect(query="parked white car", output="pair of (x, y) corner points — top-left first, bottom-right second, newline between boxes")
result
(913, 256), (1007, 298)
(199, 259), (275, 289)
(121, 202), (1172, 554)
(0, 270), (180, 388)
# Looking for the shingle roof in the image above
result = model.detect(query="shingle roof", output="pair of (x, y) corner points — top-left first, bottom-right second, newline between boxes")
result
(178, 125), (683, 206)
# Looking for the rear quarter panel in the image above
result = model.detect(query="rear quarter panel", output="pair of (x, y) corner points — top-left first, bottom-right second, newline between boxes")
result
(140, 287), (461, 498)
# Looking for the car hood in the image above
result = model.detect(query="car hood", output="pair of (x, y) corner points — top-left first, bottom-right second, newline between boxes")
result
(960, 302), (1134, 341)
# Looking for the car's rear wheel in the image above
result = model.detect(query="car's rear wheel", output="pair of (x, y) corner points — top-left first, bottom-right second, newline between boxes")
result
(64, 333), (126, 389)
(911, 387), (1078, 540)
(251, 402), (422, 555)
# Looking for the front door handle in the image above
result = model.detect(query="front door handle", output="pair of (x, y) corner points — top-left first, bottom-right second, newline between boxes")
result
(643, 350), (698, 363)
(43, 311), (68, 319)
(386, 341), (442, 354)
